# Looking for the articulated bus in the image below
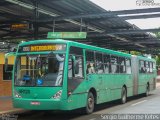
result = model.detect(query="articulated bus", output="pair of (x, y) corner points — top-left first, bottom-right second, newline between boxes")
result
(7, 39), (156, 114)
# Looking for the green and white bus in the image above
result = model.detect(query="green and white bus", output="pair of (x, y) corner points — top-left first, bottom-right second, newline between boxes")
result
(7, 39), (156, 114)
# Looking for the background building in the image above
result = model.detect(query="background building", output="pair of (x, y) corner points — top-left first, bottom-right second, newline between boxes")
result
(0, 53), (14, 97)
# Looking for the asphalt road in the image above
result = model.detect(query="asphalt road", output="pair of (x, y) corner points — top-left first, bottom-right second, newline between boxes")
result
(13, 86), (160, 120)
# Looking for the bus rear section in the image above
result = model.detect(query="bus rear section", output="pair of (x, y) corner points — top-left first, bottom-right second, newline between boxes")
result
(131, 55), (156, 96)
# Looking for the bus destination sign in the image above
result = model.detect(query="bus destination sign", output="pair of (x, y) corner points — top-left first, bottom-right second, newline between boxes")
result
(19, 44), (66, 52)
(47, 32), (87, 39)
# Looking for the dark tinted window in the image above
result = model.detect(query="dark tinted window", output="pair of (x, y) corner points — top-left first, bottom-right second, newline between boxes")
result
(70, 46), (83, 55)
(3, 65), (13, 80)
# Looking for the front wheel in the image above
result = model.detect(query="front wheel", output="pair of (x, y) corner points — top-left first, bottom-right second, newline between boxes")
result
(85, 92), (94, 114)
(121, 87), (127, 104)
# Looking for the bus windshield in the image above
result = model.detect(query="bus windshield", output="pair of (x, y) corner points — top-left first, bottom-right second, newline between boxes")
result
(14, 53), (65, 87)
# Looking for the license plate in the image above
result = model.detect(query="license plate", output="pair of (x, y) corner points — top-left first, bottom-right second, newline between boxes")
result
(31, 101), (40, 105)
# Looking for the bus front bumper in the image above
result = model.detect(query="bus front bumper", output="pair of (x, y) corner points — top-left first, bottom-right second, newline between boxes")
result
(13, 98), (68, 110)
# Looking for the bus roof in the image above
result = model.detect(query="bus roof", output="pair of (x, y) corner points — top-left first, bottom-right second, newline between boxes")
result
(19, 39), (70, 46)
(136, 55), (155, 62)
(19, 39), (155, 61)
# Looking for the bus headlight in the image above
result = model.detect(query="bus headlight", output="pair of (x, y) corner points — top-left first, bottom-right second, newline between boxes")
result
(14, 90), (22, 98)
(52, 90), (62, 99)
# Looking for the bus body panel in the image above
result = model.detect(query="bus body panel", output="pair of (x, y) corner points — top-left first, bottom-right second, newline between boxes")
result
(13, 98), (85, 110)
(83, 73), (133, 104)
(14, 87), (62, 99)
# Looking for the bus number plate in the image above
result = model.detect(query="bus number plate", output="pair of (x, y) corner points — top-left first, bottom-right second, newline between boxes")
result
(31, 101), (40, 105)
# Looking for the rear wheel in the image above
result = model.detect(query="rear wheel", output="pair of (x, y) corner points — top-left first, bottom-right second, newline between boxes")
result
(121, 87), (127, 104)
(85, 92), (94, 114)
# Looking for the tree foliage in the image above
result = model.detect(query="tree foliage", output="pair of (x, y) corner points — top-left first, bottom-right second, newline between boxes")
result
(154, 32), (160, 38)
(156, 56), (160, 66)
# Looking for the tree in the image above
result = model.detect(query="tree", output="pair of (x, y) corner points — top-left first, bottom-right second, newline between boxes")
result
(156, 56), (160, 66)
(154, 27), (160, 38)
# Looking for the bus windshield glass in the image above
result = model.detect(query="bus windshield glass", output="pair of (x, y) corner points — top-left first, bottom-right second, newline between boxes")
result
(14, 53), (65, 87)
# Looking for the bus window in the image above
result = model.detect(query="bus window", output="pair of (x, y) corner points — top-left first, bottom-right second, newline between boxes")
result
(119, 57), (126, 73)
(86, 51), (95, 74)
(126, 58), (131, 74)
(68, 56), (83, 78)
(95, 52), (104, 74)
(68, 46), (84, 78)
(15, 53), (65, 87)
(75, 56), (83, 77)
(145, 61), (150, 73)
(68, 46), (84, 94)
(139, 60), (146, 73)
(110, 55), (119, 73)
(68, 57), (73, 78)
(103, 54), (110, 73)
(153, 62), (156, 69)
(149, 62), (153, 73)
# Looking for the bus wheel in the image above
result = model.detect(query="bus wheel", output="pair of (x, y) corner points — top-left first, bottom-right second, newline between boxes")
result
(121, 87), (127, 104)
(145, 84), (149, 97)
(86, 92), (94, 114)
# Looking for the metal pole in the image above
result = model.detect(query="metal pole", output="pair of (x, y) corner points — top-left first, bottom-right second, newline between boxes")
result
(33, 0), (39, 40)
(53, 19), (55, 32)
(80, 18), (82, 32)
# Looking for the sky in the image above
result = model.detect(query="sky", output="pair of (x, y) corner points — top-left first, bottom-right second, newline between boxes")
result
(90, 0), (160, 29)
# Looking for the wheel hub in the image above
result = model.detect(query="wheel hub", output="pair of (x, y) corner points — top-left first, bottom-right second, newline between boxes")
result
(88, 97), (93, 109)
